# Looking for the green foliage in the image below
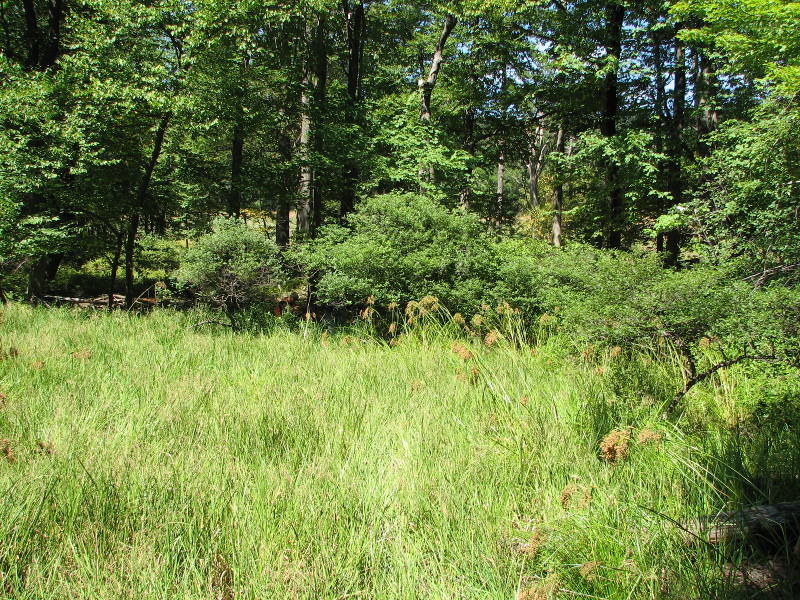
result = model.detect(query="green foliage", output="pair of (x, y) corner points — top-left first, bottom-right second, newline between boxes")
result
(679, 98), (800, 274)
(673, 0), (800, 96)
(294, 193), (500, 311)
(174, 217), (284, 315)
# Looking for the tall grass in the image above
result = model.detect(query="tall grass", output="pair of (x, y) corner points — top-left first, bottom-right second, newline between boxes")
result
(0, 303), (796, 599)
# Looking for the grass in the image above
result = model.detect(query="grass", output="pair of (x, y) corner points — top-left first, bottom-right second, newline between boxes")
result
(0, 303), (798, 599)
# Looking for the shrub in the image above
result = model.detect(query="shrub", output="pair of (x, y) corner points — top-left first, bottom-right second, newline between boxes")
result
(174, 217), (284, 325)
(293, 193), (503, 313)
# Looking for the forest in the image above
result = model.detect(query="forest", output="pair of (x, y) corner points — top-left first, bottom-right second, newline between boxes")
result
(2, 0), (800, 598)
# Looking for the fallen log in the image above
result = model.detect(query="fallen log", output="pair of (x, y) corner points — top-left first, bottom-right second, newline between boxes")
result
(684, 502), (800, 546)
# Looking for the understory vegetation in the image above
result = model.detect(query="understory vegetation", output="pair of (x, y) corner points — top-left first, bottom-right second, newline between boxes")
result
(1, 303), (800, 599)
(2, 0), (800, 597)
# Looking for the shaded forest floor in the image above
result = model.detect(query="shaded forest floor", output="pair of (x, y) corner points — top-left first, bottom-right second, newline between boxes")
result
(1, 304), (799, 599)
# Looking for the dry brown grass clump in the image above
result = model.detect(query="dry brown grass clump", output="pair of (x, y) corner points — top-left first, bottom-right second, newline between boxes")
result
(71, 348), (92, 360)
(599, 428), (633, 463)
(211, 553), (234, 600)
(451, 341), (473, 361)
(517, 531), (545, 558)
(637, 426), (662, 446)
(0, 439), (14, 463)
(36, 440), (54, 455)
(0, 347), (19, 360)
(579, 560), (601, 582)
(560, 483), (593, 510)
(484, 330), (500, 347)
(518, 575), (559, 600)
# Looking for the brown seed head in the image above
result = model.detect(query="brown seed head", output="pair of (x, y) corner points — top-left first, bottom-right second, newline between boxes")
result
(485, 330), (500, 347)
(451, 341), (474, 361)
(0, 439), (14, 463)
(637, 427), (662, 447)
(579, 561), (601, 582)
(560, 483), (579, 510)
(599, 428), (633, 464)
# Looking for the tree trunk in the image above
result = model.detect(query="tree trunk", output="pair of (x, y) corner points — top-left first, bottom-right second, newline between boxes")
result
(21, 0), (39, 69)
(297, 84), (312, 233)
(297, 17), (323, 234)
(26, 253), (62, 303)
(275, 130), (291, 248)
(459, 106), (476, 210)
(418, 13), (456, 188)
(108, 232), (122, 309)
(26, 255), (48, 303)
(228, 124), (244, 218)
(495, 142), (505, 235)
(419, 14), (457, 125)
(663, 32), (686, 267)
(695, 49), (718, 158)
(312, 16), (328, 235)
(552, 126), (566, 247)
(339, 1), (364, 219)
(125, 113), (170, 308)
(528, 120), (549, 209)
(601, 3), (624, 249)
(40, 0), (62, 70)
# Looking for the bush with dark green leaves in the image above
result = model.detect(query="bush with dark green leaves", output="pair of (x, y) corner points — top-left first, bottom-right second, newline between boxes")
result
(293, 193), (502, 312)
(175, 217), (284, 322)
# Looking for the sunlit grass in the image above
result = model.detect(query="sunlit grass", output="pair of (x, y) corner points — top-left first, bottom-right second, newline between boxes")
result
(0, 303), (795, 599)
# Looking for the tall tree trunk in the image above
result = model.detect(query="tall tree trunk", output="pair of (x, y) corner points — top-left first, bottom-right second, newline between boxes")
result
(275, 130), (291, 248)
(26, 255), (48, 303)
(695, 49), (718, 158)
(459, 106), (476, 210)
(312, 17), (328, 235)
(418, 13), (456, 187)
(495, 141), (505, 235)
(125, 113), (170, 308)
(228, 124), (244, 218)
(340, 1), (364, 219)
(40, 0), (61, 69)
(228, 57), (248, 219)
(21, 0), (39, 69)
(528, 120), (549, 209)
(298, 85), (312, 233)
(26, 253), (62, 303)
(663, 31), (686, 267)
(552, 125), (566, 247)
(419, 14), (456, 124)
(297, 18), (322, 234)
(601, 3), (624, 249)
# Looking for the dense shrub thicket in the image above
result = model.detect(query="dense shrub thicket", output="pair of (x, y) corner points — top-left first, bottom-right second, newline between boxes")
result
(283, 194), (800, 368)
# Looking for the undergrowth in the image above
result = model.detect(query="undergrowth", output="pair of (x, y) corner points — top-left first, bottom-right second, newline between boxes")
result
(0, 303), (798, 599)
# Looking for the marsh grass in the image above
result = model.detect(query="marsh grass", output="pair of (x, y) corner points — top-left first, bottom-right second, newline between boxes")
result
(0, 304), (797, 599)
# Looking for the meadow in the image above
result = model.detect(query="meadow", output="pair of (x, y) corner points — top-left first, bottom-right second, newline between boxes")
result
(1, 303), (798, 599)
